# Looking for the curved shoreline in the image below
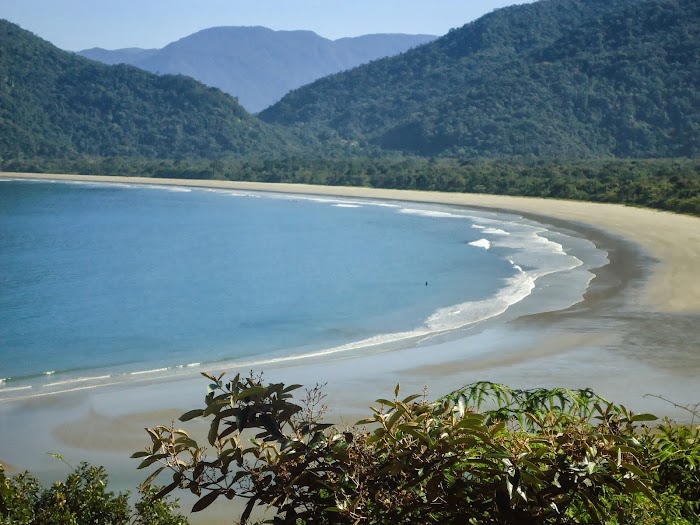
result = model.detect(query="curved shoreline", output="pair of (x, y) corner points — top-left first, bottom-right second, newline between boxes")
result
(1, 171), (699, 511)
(3, 172), (699, 313)
(0, 176), (600, 402)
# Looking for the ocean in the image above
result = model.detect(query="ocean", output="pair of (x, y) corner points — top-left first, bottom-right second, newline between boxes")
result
(0, 178), (607, 400)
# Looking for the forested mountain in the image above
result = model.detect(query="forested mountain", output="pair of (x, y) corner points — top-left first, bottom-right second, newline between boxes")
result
(0, 20), (310, 159)
(77, 28), (436, 113)
(260, 0), (700, 158)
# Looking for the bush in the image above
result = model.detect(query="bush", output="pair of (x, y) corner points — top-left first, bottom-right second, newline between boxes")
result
(133, 374), (700, 524)
(0, 461), (188, 525)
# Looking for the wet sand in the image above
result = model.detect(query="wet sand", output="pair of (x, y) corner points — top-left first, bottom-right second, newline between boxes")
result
(1, 172), (699, 523)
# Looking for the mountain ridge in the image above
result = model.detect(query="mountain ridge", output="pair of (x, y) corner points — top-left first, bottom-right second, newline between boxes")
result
(260, 0), (700, 158)
(77, 27), (437, 112)
(0, 20), (308, 159)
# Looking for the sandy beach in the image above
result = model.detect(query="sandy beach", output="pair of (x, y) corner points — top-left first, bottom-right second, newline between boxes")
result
(1, 172), (699, 523)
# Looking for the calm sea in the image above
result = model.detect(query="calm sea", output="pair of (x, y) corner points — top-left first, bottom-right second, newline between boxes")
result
(0, 178), (605, 399)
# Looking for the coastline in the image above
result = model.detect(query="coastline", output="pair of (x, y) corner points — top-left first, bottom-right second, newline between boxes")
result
(4, 171), (699, 313)
(1, 172), (699, 523)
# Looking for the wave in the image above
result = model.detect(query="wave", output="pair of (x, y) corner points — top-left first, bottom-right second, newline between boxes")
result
(44, 375), (111, 388)
(483, 228), (510, 235)
(130, 367), (169, 376)
(0, 183), (601, 402)
(399, 208), (462, 218)
(0, 385), (32, 393)
(175, 362), (201, 368)
(468, 238), (491, 249)
(225, 268), (538, 368)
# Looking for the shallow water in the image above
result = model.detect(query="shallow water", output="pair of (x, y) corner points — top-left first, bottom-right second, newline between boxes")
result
(0, 179), (604, 399)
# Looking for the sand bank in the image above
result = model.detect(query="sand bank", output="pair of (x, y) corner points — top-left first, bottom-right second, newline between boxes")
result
(1, 172), (699, 523)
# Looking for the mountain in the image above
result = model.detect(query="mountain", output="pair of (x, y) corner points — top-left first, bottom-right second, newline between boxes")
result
(0, 20), (307, 159)
(260, 0), (700, 158)
(77, 27), (436, 113)
(78, 47), (158, 65)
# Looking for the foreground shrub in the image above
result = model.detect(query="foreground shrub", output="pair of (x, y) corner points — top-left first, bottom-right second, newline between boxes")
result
(134, 374), (700, 524)
(0, 461), (188, 525)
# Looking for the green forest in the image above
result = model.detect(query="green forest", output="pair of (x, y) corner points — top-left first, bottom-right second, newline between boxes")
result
(1, 0), (700, 522)
(0, 20), (320, 159)
(5, 156), (699, 215)
(261, 0), (700, 158)
(2, 0), (699, 215)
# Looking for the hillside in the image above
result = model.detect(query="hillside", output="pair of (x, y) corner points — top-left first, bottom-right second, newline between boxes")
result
(260, 0), (700, 158)
(77, 28), (436, 113)
(0, 20), (307, 159)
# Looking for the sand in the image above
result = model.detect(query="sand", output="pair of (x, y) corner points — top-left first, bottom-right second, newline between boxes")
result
(4, 172), (699, 312)
(1, 172), (699, 524)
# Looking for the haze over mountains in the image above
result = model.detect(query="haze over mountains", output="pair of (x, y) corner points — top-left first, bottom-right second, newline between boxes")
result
(1, 0), (698, 162)
(0, 20), (308, 159)
(78, 27), (437, 113)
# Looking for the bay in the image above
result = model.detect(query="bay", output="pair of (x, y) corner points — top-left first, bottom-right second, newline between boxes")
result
(0, 179), (601, 398)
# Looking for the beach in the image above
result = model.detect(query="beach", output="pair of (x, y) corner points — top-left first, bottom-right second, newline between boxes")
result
(1, 172), (699, 523)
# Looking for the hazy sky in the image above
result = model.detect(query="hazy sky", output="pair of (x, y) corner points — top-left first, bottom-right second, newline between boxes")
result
(1, 0), (534, 51)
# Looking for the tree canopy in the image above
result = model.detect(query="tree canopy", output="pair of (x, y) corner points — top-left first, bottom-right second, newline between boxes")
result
(261, 0), (700, 159)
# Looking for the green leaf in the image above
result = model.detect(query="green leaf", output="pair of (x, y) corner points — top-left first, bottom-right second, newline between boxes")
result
(179, 409), (204, 422)
(153, 476), (182, 500)
(208, 417), (221, 446)
(631, 413), (658, 422)
(238, 386), (268, 399)
(240, 496), (257, 524)
(140, 466), (165, 489)
(192, 490), (220, 512)
(137, 453), (169, 469)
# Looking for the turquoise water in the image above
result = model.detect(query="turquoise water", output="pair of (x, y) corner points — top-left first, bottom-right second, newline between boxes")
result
(0, 179), (601, 399)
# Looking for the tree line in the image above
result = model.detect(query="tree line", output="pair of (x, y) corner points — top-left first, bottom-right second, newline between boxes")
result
(4, 156), (699, 215)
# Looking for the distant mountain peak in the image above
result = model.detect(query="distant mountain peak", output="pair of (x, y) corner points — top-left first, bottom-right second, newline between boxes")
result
(77, 26), (437, 112)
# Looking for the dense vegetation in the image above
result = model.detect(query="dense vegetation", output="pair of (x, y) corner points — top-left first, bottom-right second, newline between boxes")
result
(0, 461), (187, 524)
(261, 0), (700, 158)
(0, 20), (314, 160)
(131, 373), (700, 524)
(78, 28), (436, 113)
(4, 156), (699, 215)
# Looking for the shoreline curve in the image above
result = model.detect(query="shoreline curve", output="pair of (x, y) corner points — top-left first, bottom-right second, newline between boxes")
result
(3, 171), (699, 313)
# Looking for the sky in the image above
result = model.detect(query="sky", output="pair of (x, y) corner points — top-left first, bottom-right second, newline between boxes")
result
(0, 0), (534, 51)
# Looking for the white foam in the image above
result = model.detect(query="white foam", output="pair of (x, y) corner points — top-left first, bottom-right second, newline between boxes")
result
(0, 386), (32, 393)
(302, 197), (365, 206)
(333, 204), (361, 208)
(483, 228), (510, 235)
(227, 272), (537, 368)
(468, 239), (491, 249)
(44, 370), (55, 375)
(176, 362), (201, 369)
(130, 367), (169, 376)
(44, 375), (111, 387)
(399, 208), (461, 218)
(426, 272), (535, 332)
